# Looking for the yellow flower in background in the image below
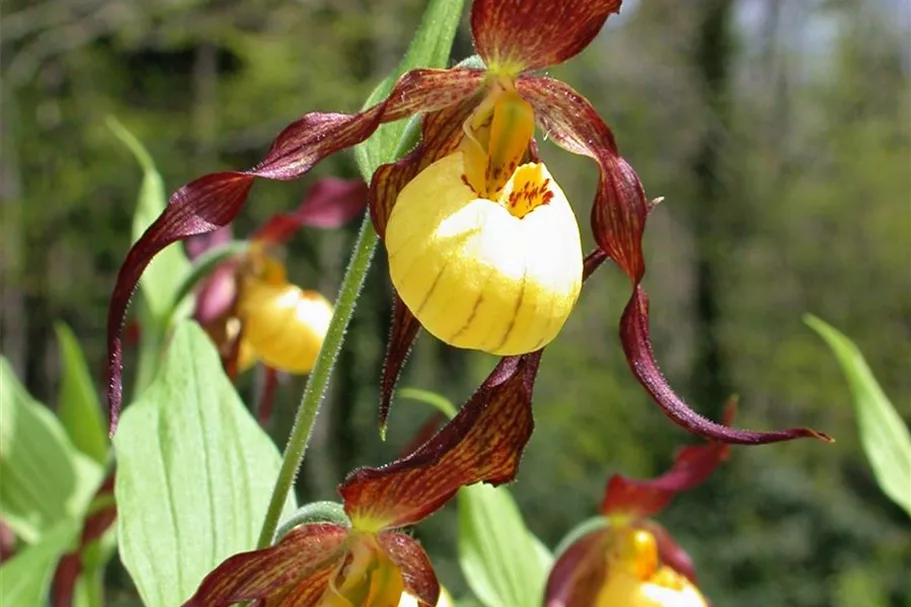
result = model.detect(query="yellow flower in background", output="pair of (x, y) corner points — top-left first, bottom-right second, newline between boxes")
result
(545, 407), (738, 607)
(594, 527), (706, 607)
(184, 178), (366, 378)
(236, 258), (334, 375)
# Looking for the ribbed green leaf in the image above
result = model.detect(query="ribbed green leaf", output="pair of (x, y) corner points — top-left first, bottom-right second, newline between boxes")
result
(54, 322), (108, 464)
(806, 314), (911, 516)
(113, 322), (296, 606)
(0, 519), (79, 606)
(458, 483), (553, 607)
(0, 358), (104, 544)
(354, 0), (465, 179)
(108, 116), (191, 320)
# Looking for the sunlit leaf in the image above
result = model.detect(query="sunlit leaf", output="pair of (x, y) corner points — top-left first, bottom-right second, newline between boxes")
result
(805, 314), (911, 516)
(0, 520), (79, 606)
(54, 322), (107, 464)
(354, 0), (465, 179)
(0, 358), (104, 544)
(108, 116), (191, 320)
(113, 322), (296, 606)
(458, 483), (553, 607)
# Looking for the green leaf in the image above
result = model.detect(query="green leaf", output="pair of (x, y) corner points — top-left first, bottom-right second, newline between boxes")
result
(113, 322), (297, 606)
(0, 519), (80, 607)
(0, 358), (104, 544)
(399, 387), (458, 419)
(54, 322), (108, 464)
(805, 314), (911, 516)
(458, 483), (553, 607)
(107, 116), (191, 320)
(354, 0), (465, 179)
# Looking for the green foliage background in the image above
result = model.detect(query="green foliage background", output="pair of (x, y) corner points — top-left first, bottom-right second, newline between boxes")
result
(1, 0), (908, 605)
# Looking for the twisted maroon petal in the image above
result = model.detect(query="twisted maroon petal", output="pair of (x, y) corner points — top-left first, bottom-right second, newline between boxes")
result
(340, 352), (541, 529)
(471, 0), (622, 73)
(106, 68), (485, 433)
(621, 288), (830, 444)
(182, 522), (348, 606)
(517, 76), (830, 445)
(379, 531), (440, 606)
(544, 527), (611, 607)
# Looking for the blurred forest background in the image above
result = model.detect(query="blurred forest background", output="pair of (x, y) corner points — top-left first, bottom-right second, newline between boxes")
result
(1, 0), (909, 605)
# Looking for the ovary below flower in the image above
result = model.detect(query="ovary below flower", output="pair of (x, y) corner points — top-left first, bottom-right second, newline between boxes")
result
(236, 278), (334, 373)
(385, 89), (582, 356)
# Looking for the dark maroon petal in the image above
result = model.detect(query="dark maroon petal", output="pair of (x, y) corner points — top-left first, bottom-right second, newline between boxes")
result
(106, 68), (485, 434)
(621, 287), (832, 444)
(378, 531), (440, 606)
(379, 294), (423, 433)
(340, 352), (541, 529)
(471, 0), (622, 73)
(517, 77), (645, 281)
(518, 76), (831, 445)
(601, 414), (731, 519)
(583, 248), (608, 281)
(544, 528), (611, 607)
(253, 178), (369, 244)
(182, 522), (348, 606)
(638, 520), (698, 584)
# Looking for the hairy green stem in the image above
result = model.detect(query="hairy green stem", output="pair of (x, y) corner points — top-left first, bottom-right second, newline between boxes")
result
(256, 117), (421, 548)
(256, 216), (378, 547)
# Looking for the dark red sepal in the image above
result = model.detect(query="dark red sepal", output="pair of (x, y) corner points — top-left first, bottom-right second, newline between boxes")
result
(340, 352), (541, 529)
(600, 406), (734, 519)
(471, 0), (622, 73)
(378, 531), (440, 606)
(544, 527), (610, 607)
(519, 76), (831, 445)
(106, 68), (485, 434)
(253, 177), (368, 244)
(379, 294), (424, 433)
(182, 522), (348, 606)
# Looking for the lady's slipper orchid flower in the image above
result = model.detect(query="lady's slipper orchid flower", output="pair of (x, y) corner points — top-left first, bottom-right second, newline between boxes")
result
(183, 353), (541, 606)
(544, 407), (737, 607)
(105, 0), (829, 447)
(187, 177), (366, 376)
